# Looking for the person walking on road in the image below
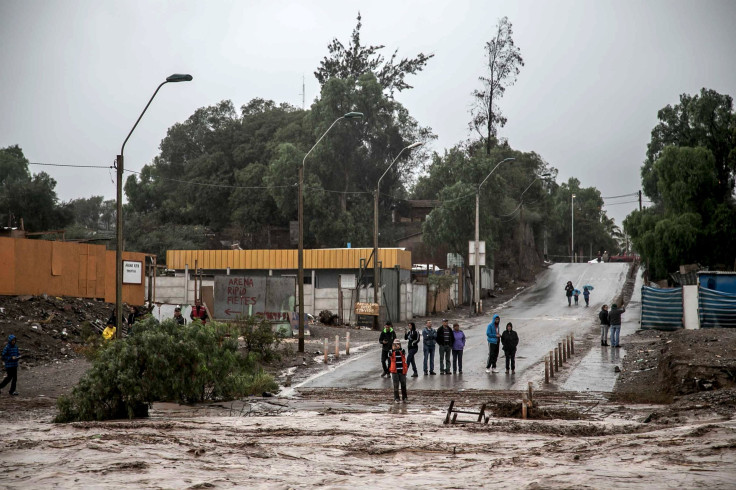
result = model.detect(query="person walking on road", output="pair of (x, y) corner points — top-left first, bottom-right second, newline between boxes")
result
(379, 321), (397, 377)
(486, 314), (501, 373)
(565, 281), (574, 306)
(0, 335), (20, 396)
(583, 286), (591, 307)
(389, 340), (408, 403)
(451, 323), (466, 374)
(421, 320), (437, 375)
(573, 288), (580, 306)
(608, 303), (626, 348)
(404, 322), (420, 377)
(599, 304), (610, 346)
(501, 322), (519, 374)
(436, 319), (453, 375)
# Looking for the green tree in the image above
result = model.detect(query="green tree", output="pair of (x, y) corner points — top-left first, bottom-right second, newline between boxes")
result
(626, 144), (736, 279)
(643, 88), (736, 203)
(315, 12), (434, 96)
(471, 17), (524, 155)
(0, 145), (70, 231)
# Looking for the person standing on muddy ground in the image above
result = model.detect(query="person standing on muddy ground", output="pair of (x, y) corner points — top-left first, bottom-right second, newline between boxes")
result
(404, 322), (420, 377)
(436, 319), (453, 375)
(451, 323), (466, 374)
(422, 320), (437, 375)
(379, 321), (396, 377)
(0, 335), (20, 396)
(501, 322), (519, 374)
(599, 304), (610, 346)
(486, 314), (501, 373)
(608, 304), (625, 348)
(389, 340), (408, 403)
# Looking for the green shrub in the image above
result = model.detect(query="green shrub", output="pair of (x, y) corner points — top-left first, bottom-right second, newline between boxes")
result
(236, 316), (284, 362)
(56, 318), (277, 422)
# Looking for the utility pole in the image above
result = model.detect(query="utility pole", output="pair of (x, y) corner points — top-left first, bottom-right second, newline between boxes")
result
(638, 190), (642, 211)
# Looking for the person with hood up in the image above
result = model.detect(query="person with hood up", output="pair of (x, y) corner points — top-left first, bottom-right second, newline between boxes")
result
(583, 286), (591, 307)
(388, 340), (408, 403)
(0, 335), (20, 396)
(451, 323), (466, 374)
(486, 314), (502, 373)
(599, 304), (610, 346)
(379, 321), (397, 377)
(404, 322), (420, 377)
(608, 303), (626, 348)
(565, 281), (574, 306)
(421, 320), (437, 375)
(436, 319), (453, 375)
(501, 322), (519, 374)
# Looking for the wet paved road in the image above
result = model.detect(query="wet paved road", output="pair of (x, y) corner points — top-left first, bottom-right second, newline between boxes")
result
(298, 263), (631, 391)
(562, 269), (643, 392)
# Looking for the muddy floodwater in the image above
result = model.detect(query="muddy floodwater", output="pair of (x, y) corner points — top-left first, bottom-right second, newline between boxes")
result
(2, 392), (735, 488)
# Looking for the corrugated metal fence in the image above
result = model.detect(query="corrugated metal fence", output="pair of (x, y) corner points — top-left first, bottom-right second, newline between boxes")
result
(698, 286), (736, 328)
(640, 286), (683, 330)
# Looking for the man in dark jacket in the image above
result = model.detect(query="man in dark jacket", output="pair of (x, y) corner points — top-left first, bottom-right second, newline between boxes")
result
(404, 322), (420, 377)
(599, 305), (610, 346)
(421, 320), (437, 375)
(608, 303), (625, 347)
(0, 334), (20, 396)
(501, 322), (519, 374)
(379, 321), (396, 377)
(436, 319), (453, 375)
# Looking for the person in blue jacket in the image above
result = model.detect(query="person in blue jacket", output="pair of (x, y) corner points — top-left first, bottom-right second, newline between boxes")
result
(485, 314), (501, 373)
(0, 334), (20, 396)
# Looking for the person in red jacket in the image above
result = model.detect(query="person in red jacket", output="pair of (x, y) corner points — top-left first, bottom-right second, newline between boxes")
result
(389, 340), (409, 403)
(190, 299), (209, 324)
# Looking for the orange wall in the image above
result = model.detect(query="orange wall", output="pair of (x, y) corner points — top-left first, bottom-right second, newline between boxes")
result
(0, 237), (144, 305)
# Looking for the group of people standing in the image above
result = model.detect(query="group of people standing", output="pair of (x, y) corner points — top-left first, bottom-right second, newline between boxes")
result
(599, 303), (626, 347)
(378, 317), (519, 403)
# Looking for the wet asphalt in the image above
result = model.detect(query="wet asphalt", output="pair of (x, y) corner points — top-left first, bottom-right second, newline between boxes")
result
(297, 263), (633, 392)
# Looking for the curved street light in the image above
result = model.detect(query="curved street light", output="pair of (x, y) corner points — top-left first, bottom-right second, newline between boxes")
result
(373, 142), (423, 321)
(116, 73), (192, 337)
(474, 157), (515, 314)
(297, 111), (364, 352)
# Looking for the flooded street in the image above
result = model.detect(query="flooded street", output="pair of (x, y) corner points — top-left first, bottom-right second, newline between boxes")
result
(2, 394), (735, 488)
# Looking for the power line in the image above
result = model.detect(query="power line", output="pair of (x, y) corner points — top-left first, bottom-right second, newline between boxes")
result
(29, 162), (112, 169)
(603, 200), (640, 206)
(601, 192), (638, 200)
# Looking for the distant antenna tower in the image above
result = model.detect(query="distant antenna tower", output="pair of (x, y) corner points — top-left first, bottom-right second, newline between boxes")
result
(300, 74), (305, 110)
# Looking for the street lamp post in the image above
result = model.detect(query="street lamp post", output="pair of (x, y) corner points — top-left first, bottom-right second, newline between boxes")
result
(298, 112), (363, 352)
(474, 157), (515, 314)
(373, 142), (423, 325)
(571, 193), (576, 262)
(116, 74), (192, 337)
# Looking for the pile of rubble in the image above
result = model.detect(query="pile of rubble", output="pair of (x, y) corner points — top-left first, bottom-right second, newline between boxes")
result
(0, 295), (114, 367)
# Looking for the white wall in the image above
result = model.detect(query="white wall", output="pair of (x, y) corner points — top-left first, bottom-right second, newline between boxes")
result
(682, 285), (700, 330)
(413, 284), (427, 317)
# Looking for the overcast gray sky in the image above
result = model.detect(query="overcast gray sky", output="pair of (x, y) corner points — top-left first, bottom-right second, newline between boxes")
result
(2, 0), (735, 227)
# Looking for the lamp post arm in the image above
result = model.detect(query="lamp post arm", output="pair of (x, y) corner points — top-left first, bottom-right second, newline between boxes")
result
(478, 157), (515, 192)
(120, 81), (168, 157)
(377, 146), (408, 192)
(301, 116), (345, 174)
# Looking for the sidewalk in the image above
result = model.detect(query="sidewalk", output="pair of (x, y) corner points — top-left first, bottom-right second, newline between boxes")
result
(562, 269), (643, 392)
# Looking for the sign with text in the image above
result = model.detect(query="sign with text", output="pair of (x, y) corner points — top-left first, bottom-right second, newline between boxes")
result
(123, 261), (143, 284)
(214, 275), (295, 323)
(355, 302), (380, 316)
